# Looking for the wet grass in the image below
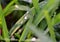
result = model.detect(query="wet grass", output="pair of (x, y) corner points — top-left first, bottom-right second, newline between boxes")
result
(0, 0), (60, 42)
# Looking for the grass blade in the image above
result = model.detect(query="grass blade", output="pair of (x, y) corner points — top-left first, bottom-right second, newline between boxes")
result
(52, 13), (60, 25)
(9, 1), (47, 36)
(32, 0), (40, 13)
(0, 4), (10, 42)
(3, 0), (17, 16)
(44, 10), (56, 42)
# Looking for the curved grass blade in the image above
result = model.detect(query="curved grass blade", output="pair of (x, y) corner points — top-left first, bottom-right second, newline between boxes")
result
(9, 10), (34, 36)
(19, 1), (47, 41)
(5, 5), (30, 16)
(3, 0), (17, 16)
(9, 1), (47, 36)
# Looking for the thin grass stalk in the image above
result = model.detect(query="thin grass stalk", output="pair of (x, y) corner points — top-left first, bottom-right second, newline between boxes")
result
(19, 18), (33, 42)
(9, 11), (34, 36)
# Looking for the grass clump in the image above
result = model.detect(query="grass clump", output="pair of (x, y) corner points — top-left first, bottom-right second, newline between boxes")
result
(0, 0), (60, 42)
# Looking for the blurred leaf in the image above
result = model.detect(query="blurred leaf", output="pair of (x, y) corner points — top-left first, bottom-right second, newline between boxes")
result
(9, 1), (47, 36)
(0, 4), (10, 42)
(5, 5), (30, 16)
(14, 5), (30, 11)
(33, 0), (59, 26)
(44, 10), (56, 42)
(52, 13), (60, 25)
(0, 35), (3, 40)
(3, 0), (17, 16)
(28, 24), (53, 42)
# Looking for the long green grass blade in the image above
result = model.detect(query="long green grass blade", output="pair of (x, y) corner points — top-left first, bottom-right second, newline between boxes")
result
(32, 0), (40, 13)
(19, 17), (33, 42)
(0, 4), (10, 42)
(5, 5), (30, 16)
(3, 0), (17, 16)
(33, 0), (59, 26)
(9, 1), (47, 36)
(44, 10), (56, 42)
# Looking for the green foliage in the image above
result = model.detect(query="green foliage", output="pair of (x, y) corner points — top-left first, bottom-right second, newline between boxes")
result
(0, 0), (60, 42)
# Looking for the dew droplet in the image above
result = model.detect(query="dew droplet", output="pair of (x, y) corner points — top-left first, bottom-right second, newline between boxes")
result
(15, 5), (19, 8)
(21, 21), (23, 24)
(24, 16), (27, 20)
(31, 37), (36, 41)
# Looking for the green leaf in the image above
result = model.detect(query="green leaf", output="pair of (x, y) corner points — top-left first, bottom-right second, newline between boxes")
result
(0, 4), (10, 42)
(52, 13), (60, 25)
(9, 1), (47, 36)
(44, 10), (56, 42)
(32, 0), (40, 13)
(33, 0), (59, 26)
(5, 5), (30, 16)
(3, 0), (17, 16)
